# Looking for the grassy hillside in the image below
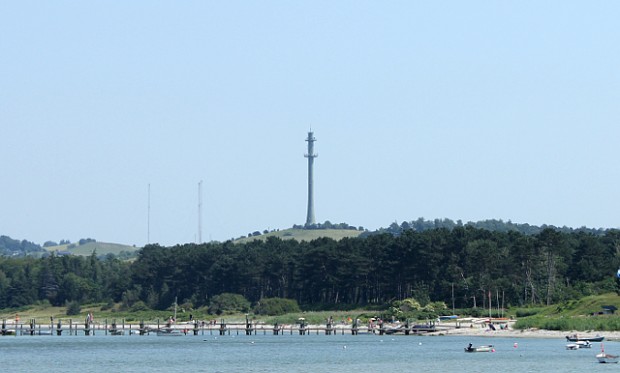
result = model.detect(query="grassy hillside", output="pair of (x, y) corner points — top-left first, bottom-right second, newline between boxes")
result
(235, 228), (363, 244)
(513, 293), (620, 331)
(44, 241), (139, 257)
(539, 293), (620, 317)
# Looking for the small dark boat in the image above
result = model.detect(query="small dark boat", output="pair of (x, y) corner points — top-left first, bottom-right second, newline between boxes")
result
(566, 334), (604, 342)
(464, 343), (494, 353)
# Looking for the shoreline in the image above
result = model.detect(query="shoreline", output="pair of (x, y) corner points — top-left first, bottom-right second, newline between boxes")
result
(419, 320), (618, 340)
(428, 327), (617, 341)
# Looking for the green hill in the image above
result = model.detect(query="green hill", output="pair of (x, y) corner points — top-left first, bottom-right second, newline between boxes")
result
(539, 293), (620, 317)
(235, 228), (363, 244)
(44, 241), (139, 257)
(512, 293), (620, 331)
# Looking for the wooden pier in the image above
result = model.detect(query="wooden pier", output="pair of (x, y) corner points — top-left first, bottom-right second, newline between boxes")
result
(0, 318), (439, 337)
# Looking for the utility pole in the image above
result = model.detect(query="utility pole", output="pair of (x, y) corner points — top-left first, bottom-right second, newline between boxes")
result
(304, 131), (317, 226)
(452, 283), (455, 313)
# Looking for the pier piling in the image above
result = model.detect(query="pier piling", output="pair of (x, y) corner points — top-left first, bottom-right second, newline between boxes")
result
(139, 320), (147, 335)
(219, 319), (226, 336)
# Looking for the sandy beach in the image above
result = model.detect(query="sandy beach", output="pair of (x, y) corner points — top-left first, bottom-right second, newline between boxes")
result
(426, 320), (620, 341)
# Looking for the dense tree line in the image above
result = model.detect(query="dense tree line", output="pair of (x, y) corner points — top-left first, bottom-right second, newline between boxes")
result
(0, 253), (131, 308)
(366, 218), (609, 237)
(0, 235), (43, 256)
(1, 227), (619, 311)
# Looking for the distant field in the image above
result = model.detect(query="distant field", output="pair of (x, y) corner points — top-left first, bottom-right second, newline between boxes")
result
(44, 242), (139, 257)
(235, 228), (363, 244)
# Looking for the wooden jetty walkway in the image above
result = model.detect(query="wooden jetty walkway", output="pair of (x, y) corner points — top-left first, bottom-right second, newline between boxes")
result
(0, 317), (440, 337)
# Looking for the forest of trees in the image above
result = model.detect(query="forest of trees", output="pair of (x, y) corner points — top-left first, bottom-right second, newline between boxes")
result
(366, 218), (609, 237)
(0, 226), (619, 312)
(0, 235), (43, 256)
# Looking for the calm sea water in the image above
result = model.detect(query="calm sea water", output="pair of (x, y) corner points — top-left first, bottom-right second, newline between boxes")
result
(0, 332), (615, 373)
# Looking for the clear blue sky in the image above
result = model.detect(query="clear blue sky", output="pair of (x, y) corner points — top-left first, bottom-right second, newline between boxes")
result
(2, 1), (619, 247)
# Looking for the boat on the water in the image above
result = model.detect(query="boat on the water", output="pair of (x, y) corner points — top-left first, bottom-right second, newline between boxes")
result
(156, 326), (184, 336)
(566, 334), (604, 342)
(566, 341), (591, 350)
(596, 344), (619, 363)
(157, 297), (184, 337)
(464, 343), (494, 353)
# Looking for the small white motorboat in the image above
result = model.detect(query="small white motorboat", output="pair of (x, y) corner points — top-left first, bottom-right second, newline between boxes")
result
(576, 341), (591, 349)
(567, 340), (592, 350)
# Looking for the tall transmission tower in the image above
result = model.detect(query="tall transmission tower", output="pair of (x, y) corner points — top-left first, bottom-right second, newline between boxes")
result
(147, 183), (151, 245)
(305, 131), (318, 226)
(198, 180), (203, 244)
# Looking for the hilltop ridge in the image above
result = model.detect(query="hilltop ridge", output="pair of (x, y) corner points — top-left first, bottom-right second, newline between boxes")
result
(43, 241), (139, 258)
(2, 217), (616, 257)
(234, 227), (363, 244)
